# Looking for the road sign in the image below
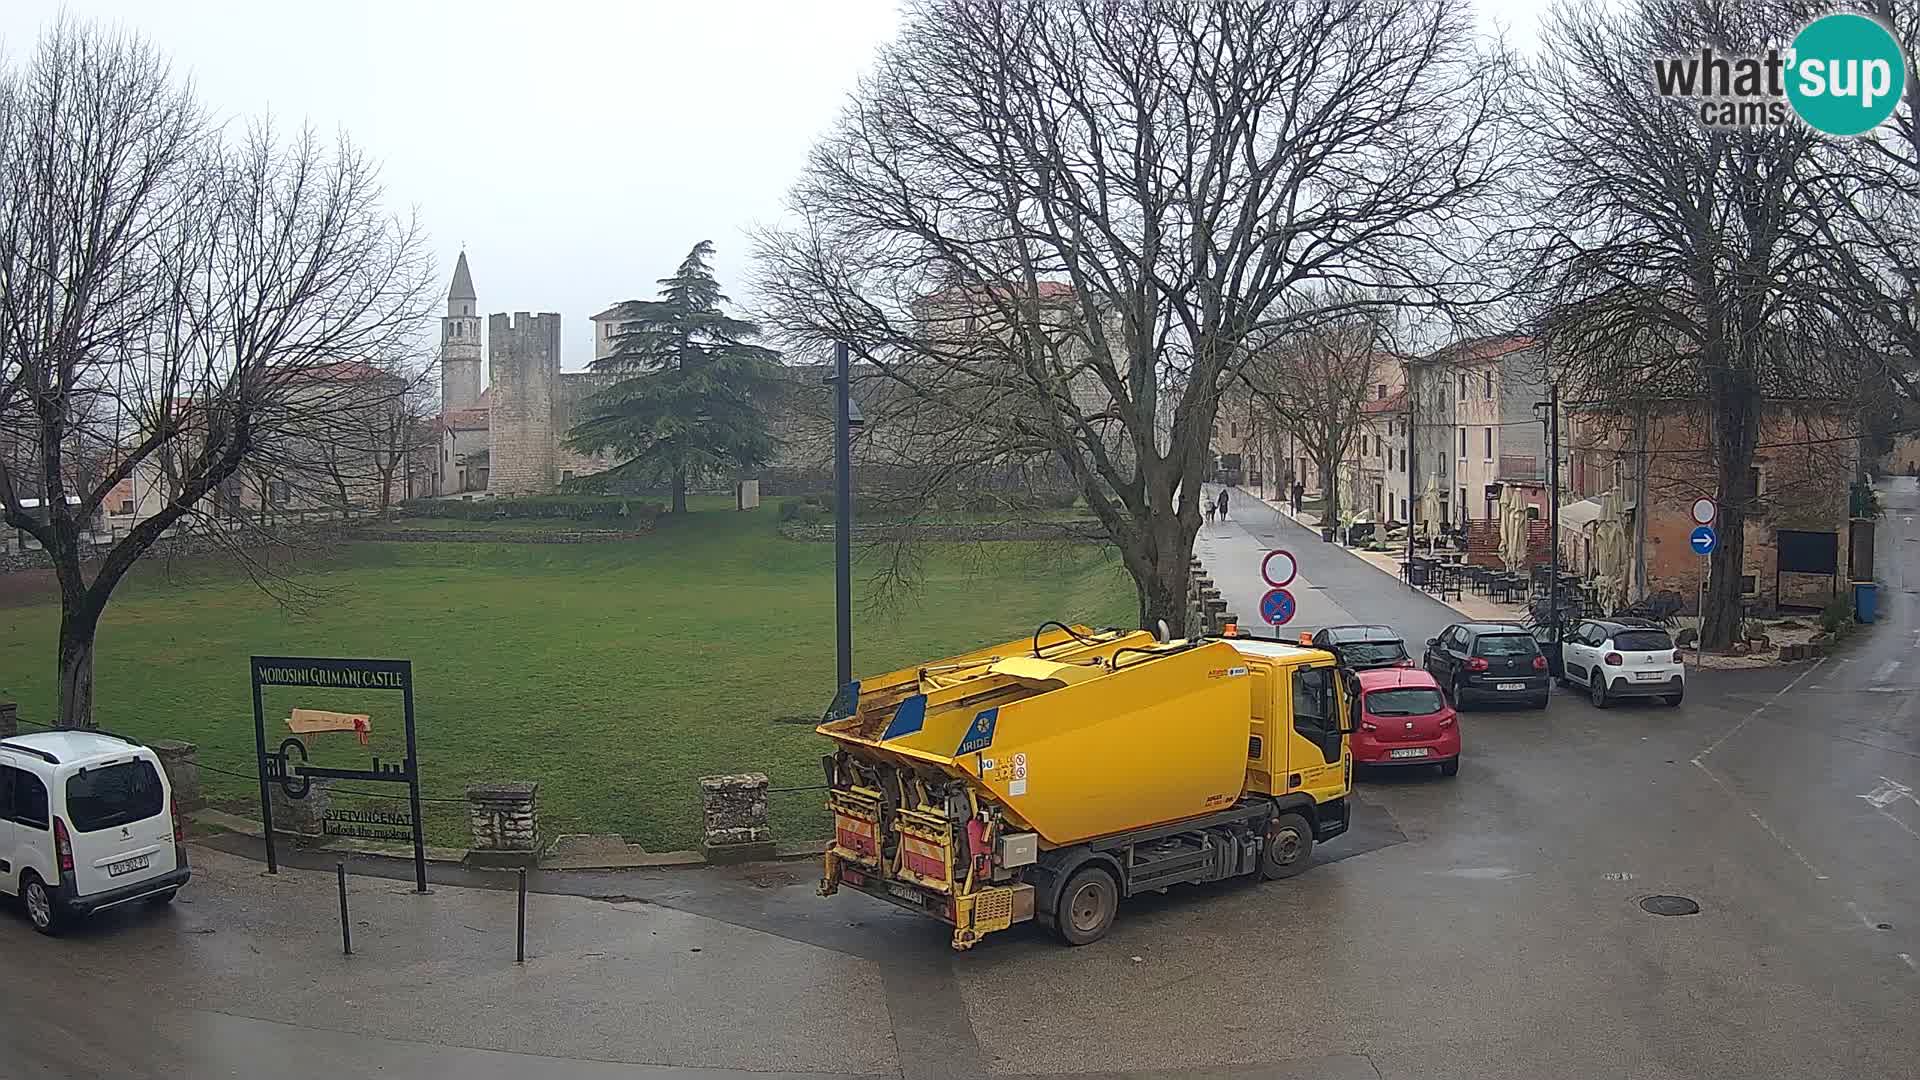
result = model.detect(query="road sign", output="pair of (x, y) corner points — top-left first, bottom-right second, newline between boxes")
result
(1690, 525), (1717, 555)
(1691, 497), (1717, 525)
(1260, 587), (1297, 626)
(1261, 549), (1298, 588)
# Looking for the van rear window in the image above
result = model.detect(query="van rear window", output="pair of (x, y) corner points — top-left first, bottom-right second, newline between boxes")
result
(65, 760), (165, 833)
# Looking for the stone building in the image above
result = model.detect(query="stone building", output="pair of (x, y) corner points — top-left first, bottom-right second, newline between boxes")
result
(433, 254), (614, 497)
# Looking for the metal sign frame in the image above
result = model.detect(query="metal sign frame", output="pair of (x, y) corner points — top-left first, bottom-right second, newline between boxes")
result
(251, 656), (426, 892)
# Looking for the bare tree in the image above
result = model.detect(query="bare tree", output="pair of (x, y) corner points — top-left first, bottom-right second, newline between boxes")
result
(1519, 0), (1856, 649)
(0, 21), (436, 728)
(1241, 305), (1388, 532)
(757, 0), (1516, 627)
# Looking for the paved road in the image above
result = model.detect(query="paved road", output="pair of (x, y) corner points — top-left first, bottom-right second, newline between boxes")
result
(5, 487), (1916, 1079)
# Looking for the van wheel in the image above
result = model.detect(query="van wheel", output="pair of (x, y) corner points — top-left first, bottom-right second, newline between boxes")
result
(144, 889), (178, 908)
(21, 873), (61, 936)
(1260, 812), (1315, 880)
(1054, 867), (1118, 946)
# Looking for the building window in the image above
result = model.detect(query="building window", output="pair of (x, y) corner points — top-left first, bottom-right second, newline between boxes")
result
(1458, 373), (1467, 399)
(1749, 466), (1764, 497)
(1484, 427), (1493, 459)
(1483, 371), (1493, 399)
(1376, 384), (1387, 400)
(117, 499), (134, 516)
(1372, 435), (1381, 456)
(268, 481), (290, 505)
(1459, 486), (1469, 521)
(1401, 497), (1409, 519)
(1459, 428), (1467, 458)
(1230, 421), (1239, 438)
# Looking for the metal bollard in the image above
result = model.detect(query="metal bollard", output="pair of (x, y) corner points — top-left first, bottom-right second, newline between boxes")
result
(516, 868), (527, 963)
(336, 862), (352, 956)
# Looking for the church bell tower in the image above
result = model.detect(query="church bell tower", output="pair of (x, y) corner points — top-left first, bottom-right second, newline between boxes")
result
(442, 251), (483, 410)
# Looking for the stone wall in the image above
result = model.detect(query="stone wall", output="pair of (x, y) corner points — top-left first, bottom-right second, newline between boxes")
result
(488, 313), (562, 495)
(467, 782), (539, 866)
(553, 371), (618, 484)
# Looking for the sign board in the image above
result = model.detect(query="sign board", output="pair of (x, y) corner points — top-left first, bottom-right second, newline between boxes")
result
(956, 707), (999, 755)
(1691, 497), (1717, 525)
(1689, 525), (1717, 556)
(1260, 587), (1298, 626)
(1261, 549), (1298, 588)
(251, 656), (425, 892)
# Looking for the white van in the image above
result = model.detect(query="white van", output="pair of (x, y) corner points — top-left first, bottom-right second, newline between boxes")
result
(0, 730), (190, 934)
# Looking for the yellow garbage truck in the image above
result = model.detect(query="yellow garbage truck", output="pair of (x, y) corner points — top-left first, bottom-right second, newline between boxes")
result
(816, 623), (1353, 949)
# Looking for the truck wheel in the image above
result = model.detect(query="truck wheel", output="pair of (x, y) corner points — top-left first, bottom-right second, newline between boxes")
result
(1054, 867), (1118, 946)
(1260, 812), (1315, 880)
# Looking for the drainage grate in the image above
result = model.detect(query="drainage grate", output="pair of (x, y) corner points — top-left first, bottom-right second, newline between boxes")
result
(1640, 895), (1701, 916)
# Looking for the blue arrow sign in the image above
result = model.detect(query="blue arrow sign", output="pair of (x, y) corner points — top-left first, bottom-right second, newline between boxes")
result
(1260, 587), (1297, 626)
(1690, 525), (1717, 555)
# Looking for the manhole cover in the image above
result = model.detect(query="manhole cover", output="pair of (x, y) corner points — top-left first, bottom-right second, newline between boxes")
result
(1640, 895), (1701, 916)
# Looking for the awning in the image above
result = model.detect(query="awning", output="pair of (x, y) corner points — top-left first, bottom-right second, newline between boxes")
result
(1556, 496), (1603, 532)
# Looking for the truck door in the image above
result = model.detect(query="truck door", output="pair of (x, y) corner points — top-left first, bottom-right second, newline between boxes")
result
(1284, 664), (1348, 804)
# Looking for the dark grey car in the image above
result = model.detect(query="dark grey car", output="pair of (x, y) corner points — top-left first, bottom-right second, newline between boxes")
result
(1422, 622), (1551, 709)
(1311, 624), (1412, 671)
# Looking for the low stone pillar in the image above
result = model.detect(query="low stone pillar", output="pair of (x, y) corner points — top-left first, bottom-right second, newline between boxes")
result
(466, 782), (540, 867)
(269, 778), (329, 842)
(700, 772), (774, 864)
(0, 701), (15, 739)
(150, 739), (203, 812)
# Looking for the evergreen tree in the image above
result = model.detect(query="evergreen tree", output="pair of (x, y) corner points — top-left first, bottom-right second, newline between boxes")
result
(569, 242), (779, 513)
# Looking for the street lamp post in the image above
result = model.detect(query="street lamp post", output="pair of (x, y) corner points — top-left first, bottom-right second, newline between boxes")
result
(831, 341), (862, 694)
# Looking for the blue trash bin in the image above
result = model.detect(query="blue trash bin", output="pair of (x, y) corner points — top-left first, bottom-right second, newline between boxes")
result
(1853, 581), (1878, 624)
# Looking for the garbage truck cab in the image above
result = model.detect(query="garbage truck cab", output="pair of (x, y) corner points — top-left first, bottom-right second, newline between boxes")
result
(817, 625), (1352, 949)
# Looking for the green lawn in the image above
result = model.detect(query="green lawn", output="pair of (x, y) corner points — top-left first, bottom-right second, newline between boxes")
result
(0, 503), (1134, 850)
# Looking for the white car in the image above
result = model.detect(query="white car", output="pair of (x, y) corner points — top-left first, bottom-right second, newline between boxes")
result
(1559, 619), (1685, 708)
(1, 731), (190, 934)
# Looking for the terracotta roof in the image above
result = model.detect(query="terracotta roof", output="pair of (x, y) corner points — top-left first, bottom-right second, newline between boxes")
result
(1422, 335), (1534, 366)
(1361, 389), (1407, 415)
(444, 407), (490, 430)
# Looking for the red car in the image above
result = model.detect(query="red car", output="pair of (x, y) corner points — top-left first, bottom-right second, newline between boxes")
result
(1350, 667), (1460, 776)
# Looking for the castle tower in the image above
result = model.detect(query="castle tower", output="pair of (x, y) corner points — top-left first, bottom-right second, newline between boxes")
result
(488, 312), (563, 494)
(441, 251), (483, 411)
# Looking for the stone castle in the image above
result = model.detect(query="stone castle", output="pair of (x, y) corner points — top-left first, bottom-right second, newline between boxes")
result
(434, 253), (615, 496)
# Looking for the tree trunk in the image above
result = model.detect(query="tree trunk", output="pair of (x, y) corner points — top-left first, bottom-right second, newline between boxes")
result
(55, 603), (102, 729)
(671, 467), (688, 514)
(1318, 457), (1340, 533)
(1702, 391), (1760, 649)
(1131, 510), (1194, 633)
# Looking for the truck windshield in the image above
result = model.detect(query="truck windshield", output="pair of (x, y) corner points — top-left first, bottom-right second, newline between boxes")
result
(1366, 688), (1446, 716)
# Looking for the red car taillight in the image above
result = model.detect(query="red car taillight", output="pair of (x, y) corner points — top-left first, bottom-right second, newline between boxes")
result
(1466, 657), (1490, 672)
(1360, 721), (1378, 732)
(1532, 655), (1548, 671)
(1438, 714), (1455, 728)
(54, 817), (74, 875)
(1605, 652), (1623, 666)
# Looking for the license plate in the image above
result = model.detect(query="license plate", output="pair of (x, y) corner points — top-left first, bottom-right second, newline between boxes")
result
(1633, 671), (1665, 681)
(1389, 747), (1430, 759)
(887, 881), (924, 906)
(1496, 682), (1525, 691)
(107, 854), (150, 877)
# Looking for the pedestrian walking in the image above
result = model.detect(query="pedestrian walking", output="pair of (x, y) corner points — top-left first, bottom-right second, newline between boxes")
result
(1217, 488), (1230, 522)
(1205, 499), (1216, 524)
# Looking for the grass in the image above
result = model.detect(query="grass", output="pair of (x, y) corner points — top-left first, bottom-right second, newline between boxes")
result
(0, 500), (1134, 850)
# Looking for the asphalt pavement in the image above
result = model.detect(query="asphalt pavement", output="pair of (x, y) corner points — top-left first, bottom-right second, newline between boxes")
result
(4, 485), (1916, 1080)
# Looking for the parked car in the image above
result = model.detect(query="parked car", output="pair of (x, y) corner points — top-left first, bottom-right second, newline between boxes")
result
(1559, 620), (1685, 707)
(1312, 624), (1413, 670)
(1422, 622), (1551, 708)
(1531, 623), (1566, 680)
(1350, 667), (1460, 776)
(0, 731), (190, 935)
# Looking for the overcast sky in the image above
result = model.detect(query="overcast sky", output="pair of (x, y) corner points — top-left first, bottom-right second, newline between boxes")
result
(2, 0), (1550, 369)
